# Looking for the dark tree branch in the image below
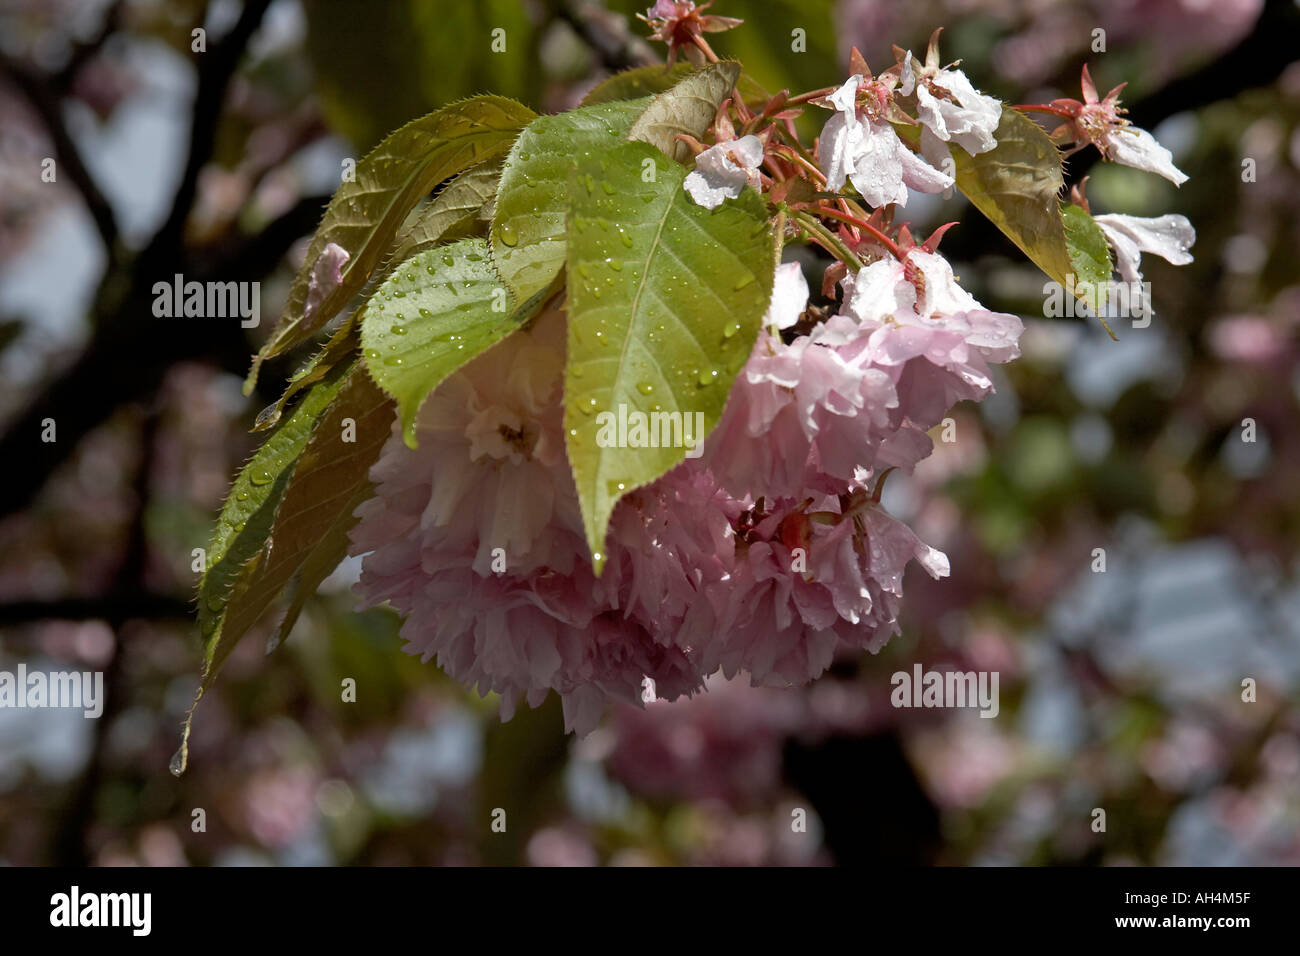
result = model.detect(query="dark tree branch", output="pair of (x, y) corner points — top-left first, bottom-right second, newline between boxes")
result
(0, 593), (193, 628)
(558, 0), (658, 72)
(0, 51), (119, 251)
(144, 0), (274, 265)
(0, 192), (331, 522)
(52, 0), (124, 94)
(51, 408), (158, 867)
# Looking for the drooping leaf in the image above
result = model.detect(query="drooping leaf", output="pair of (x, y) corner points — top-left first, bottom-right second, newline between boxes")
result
(602, 0), (834, 135)
(580, 62), (695, 106)
(564, 141), (774, 570)
(254, 162), (508, 432)
(361, 237), (553, 447)
(197, 358), (357, 649)
(490, 99), (650, 305)
(246, 95), (536, 391)
(388, 161), (502, 267)
(1062, 202), (1116, 335)
(179, 362), (393, 775)
(898, 109), (1115, 327)
(628, 61), (741, 162)
(937, 109), (1072, 286)
(251, 321), (361, 432)
(226, 366), (392, 659)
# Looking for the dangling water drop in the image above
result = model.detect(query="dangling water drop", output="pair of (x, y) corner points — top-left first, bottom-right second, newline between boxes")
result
(254, 404), (281, 430)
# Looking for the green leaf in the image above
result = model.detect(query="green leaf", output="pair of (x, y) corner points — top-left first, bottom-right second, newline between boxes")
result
(1062, 202), (1116, 335)
(247, 95), (536, 391)
(251, 321), (361, 432)
(254, 162), (508, 432)
(197, 358), (356, 657)
(899, 109), (1115, 330)
(389, 162), (502, 266)
(628, 61), (741, 162)
(227, 366), (392, 658)
(179, 363), (393, 775)
(564, 141), (774, 570)
(490, 99), (650, 305)
(361, 237), (552, 447)
(938, 109), (1072, 286)
(580, 63), (696, 106)
(492, 65), (740, 307)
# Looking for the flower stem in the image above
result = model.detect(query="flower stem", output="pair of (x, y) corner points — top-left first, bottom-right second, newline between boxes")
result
(786, 86), (836, 106)
(771, 144), (825, 184)
(790, 209), (861, 272)
(803, 205), (902, 260)
(1014, 103), (1072, 118)
(691, 33), (720, 64)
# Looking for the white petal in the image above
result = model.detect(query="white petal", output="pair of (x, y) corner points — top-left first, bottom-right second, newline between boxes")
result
(894, 131), (954, 196)
(919, 124), (953, 177)
(899, 52), (919, 96)
(818, 109), (861, 193)
(828, 74), (863, 113)
(725, 133), (765, 170)
(683, 134), (764, 208)
(915, 83), (950, 141)
(1095, 213), (1196, 284)
(842, 258), (908, 324)
(1108, 126), (1189, 186)
(847, 122), (907, 207)
(933, 68), (1001, 155)
(764, 261), (810, 330)
(908, 64), (1001, 157)
(909, 250), (982, 316)
(917, 544), (951, 579)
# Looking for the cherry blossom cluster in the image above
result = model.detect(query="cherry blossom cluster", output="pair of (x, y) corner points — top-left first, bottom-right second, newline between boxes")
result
(348, 4), (1194, 732)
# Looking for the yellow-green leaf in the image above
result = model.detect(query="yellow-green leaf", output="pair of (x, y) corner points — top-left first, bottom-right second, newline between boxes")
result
(564, 141), (774, 571)
(247, 95), (536, 391)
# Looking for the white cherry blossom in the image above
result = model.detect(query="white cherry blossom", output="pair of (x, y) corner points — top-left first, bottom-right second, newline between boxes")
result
(683, 134), (764, 209)
(1094, 213), (1196, 284)
(818, 75), (953, 208)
